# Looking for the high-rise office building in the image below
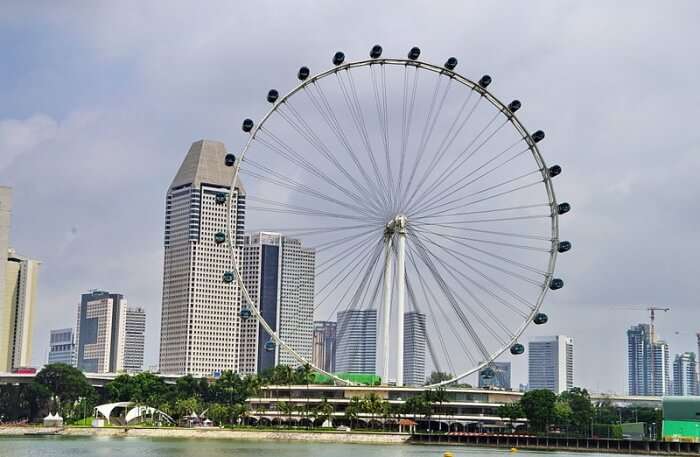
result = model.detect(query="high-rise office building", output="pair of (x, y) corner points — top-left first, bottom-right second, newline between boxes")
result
(336, 309), (377, 374)
(528, 335), (574, 393)
(312, 321), (337, 373)
(48, 328), (76, 366)
(627, 323), (672, 396)
(0, 249), (40, 371)
(238, 232), (315, 373)
(673, 352), (699, 396)
(76, 290), (127, 373)
(403, 311), (426, 386)
(124, 307), (146, 373)
(159, 140), (246, 375)
(479, 361), (512, 389)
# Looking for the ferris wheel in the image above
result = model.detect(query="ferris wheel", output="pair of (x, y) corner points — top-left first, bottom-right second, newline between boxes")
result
(224, 45), (571, 387)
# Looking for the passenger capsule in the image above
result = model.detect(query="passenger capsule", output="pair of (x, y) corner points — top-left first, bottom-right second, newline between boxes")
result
(510, 343), (525, 355)
(264, 340), (276, 352)
(481, 367), (495, 379)
(222, 271), (235, 283)
(557, 202), (571, 215)
(548, 165), (562, 178)
(478, 75), (492, 88)
(242, 118), (254, 132)
(298, 66), (310, 80)
(333, 51), (345, 66)
(532, 130), (545, 143)
(370, 45), (383, 59)
(549, 278), (564, 290)
(508, 100), (521, 113)
(267, 89), (279, 103)
(240, 307), (252, 320)
(558, 241), (572, 253)
(215, 192), (227, 204)
(224, 153), (236, 167)
(444, 57), (458, 70)
(214, 232), (226, 244)
(533, 313), (548, 325)
(408, 46), (421, 60)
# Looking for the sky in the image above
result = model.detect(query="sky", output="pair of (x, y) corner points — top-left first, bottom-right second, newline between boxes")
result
(1, 1), (699, 393)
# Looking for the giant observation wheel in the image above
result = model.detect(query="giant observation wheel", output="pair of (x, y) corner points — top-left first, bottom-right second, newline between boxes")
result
(222, 45), (571, 387)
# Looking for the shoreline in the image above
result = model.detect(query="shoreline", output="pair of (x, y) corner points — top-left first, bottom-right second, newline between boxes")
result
(0, 426), (410, 444)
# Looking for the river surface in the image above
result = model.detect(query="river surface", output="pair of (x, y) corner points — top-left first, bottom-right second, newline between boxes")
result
(0, 436), (654, 457)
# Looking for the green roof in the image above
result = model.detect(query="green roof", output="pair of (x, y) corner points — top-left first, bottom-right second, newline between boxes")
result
(312, 372), (381, 385)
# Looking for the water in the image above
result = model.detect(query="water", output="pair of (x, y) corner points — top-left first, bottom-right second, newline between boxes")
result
(0, 437), (650, 457)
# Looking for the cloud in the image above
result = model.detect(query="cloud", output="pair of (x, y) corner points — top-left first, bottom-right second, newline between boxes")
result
(0, 115), (58, 170)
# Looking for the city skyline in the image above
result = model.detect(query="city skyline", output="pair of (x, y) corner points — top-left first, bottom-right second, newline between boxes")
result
(1, 3), (700, 395)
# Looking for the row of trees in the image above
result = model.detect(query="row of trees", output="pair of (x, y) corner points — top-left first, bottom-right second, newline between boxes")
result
(497, 387), (662, 439)
(0, 363), (313, 424)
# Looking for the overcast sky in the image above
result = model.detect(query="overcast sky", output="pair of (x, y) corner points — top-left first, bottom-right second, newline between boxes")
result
(1, 1), (699, 393)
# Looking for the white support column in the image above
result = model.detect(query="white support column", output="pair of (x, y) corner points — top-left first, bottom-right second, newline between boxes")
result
(396, 225), (407, 387)
(380, 237), (394, 383)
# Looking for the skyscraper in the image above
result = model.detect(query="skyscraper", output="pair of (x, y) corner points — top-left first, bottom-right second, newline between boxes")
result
(628, 323), (672, 396)
(124, 307), (146, 373)
(238, 232), (315, 373)
(479, 361), (512, 389)
(673, 352), (699, 396)
(628, 323), (653, 395)
(312, 321), (337, 373)
(0, 249), (41, 371)
(652, 339), (671, 396)
(76, 290), (127, 373)
(48, 328), (76, 366)
(528, 335), (574, 393)
(403, 311), (426, 386)
(336, 309), (377, 374)
(159, 140), (246, 375)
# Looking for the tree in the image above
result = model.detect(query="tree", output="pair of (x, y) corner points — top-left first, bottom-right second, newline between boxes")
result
(317, 398), (334, 426)
(497, 402), (523, 430)
(560, 387), (593, 435)
(208, 403), (230, 426)
(553, 400), (573, 430)
(345, 396), (362, 428)
(174, 397), (201, 420)
(426, 371), (453, 385)
(520, 389), (557, 433)
(35, 364), (94, 404)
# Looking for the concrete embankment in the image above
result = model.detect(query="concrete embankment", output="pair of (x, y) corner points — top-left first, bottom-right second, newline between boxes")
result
(0, 426), (410, 444)
(411, 433), (700, 456)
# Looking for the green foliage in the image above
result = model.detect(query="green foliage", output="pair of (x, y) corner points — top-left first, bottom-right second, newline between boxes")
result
(497, 401), (523, 427)
(553, 400), (573, 426)
(207, 403), (230, 425)
(35, 363), (94, 404)
(559, 387), (593, 434)
(520, 389), (557, 433)
(426, 371), (453, 385)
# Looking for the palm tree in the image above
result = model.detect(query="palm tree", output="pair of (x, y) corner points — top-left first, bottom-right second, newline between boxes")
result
(345, 396), (362, 429)
(318, 398), (334, 427)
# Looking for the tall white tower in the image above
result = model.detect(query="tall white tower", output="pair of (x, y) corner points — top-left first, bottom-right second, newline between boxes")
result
(159, 140), (246, 375)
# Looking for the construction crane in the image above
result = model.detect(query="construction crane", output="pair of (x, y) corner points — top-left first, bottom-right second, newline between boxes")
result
(647, 306), (670, 343)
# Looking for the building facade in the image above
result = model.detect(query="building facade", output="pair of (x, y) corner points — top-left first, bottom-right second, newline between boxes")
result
(673, 352), (699, 396)
(628, 323), (672, 396)
(403, 311), (426, 386)
(312, 321), (337, 373)
(0, 249), (40, 371)
(336, 309), (377, 374)
(239, 232), (315, 374)
(0, 187), (10, 352)
(159, 140), (246, 375)
(479, 361), (512, 390)
(48, 328), (76, 366)
(124, 307), (146, 372)
(528, 335), (574, 394)
(76, 290), (127, 373)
